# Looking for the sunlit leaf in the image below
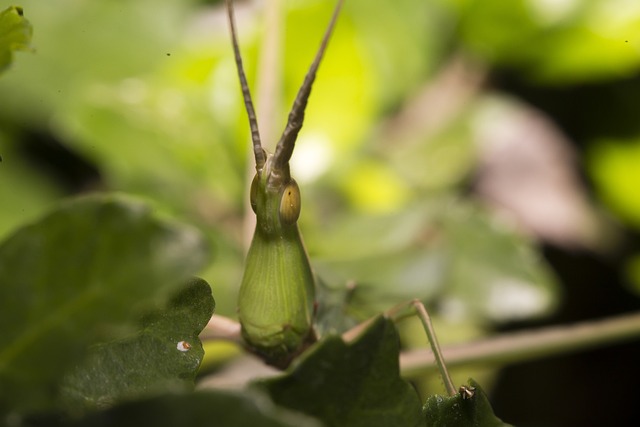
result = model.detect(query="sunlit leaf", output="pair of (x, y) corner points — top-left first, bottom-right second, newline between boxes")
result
(588, 138), (640, 228)
(452, 0), (640, 83)
(0, 6), (33, 74)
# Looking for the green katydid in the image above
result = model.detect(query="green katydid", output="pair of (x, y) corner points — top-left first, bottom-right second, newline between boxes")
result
(224, 0), (488, 392)
(223, 1), (482, 395)
(216, 5), (640, 405)
(225, 0), (345, 367)
(220, 1), (579, 402)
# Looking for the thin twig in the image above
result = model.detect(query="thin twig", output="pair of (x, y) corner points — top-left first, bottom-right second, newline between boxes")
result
(378, 300), (456, 396)
(200, 314), (243, 345)
(200, 311), (640, 392)
(411, 300), (457, 396)
(400, 311), (640, 377)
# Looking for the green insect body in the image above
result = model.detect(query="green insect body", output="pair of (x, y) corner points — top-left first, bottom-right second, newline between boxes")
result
(225, 0), (344, 366)
(239, 162), (315, 364)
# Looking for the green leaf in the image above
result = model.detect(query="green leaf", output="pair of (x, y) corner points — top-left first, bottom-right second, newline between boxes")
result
(453, 0), (539, 66)
(60, 277), (215, 412)
(312, 199), (557, 323)
(453, 0), (640, 84)
(0, 194), (209, 413)
(441, 202), (558, 321)
(0, 6), (33, 74)
(255, 316), (423, 427)
(588, 137), (640, 229)
(69, 390), (323, 427)
(423, 379), (512, 427)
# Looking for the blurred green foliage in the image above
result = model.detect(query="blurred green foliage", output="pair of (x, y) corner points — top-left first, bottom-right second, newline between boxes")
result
(589, 138), (640, 228)
(0, 5), (32, 74)
(587, 128), (640, 294)
(1, 0), (640, 361)
(449, 0), (640, 84)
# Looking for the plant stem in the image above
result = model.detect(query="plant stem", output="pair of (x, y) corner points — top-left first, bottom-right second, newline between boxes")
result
(382, 300), (457, 396)
(411, 300), (457, 396)
(400, 311), (640, 377)
(200, 311), (640, 391)
(201, 314), (243, 344)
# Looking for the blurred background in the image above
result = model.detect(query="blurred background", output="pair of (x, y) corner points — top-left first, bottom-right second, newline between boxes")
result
(1, 0), (640, 425)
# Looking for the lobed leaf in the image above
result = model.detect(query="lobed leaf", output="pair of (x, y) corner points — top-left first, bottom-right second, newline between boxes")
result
(60, 277), (215, 412)
(0, 194), (209, 414)
(68, 390), (322, 427)
(255, 316), (423, 427)
(423, 379), (512, 427)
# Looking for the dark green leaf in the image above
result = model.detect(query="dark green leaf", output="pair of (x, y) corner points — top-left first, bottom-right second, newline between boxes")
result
(69, 390), (322, 427)
(313, 276), (359, 336)
(0, 6), (33, 74)
(0, 194), (209, 413)
(255, 316), (422, 427)
(423, 379), (512, 427)
(60, 277), (215, 412)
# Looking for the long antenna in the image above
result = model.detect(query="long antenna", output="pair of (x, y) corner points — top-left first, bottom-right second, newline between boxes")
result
(272, 0), (345, 173)
(225, 0), (266, 170)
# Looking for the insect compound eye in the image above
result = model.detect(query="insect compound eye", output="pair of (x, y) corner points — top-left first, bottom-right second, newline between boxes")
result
(279, 180), (301, 225)
(249, 174), (259, 213)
